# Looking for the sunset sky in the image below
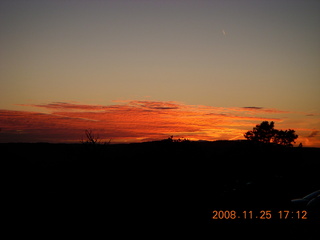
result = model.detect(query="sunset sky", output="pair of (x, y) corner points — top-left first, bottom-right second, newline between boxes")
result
(1, 0), (320, 146)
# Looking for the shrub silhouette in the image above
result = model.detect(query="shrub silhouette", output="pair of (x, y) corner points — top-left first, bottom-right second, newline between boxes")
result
(244, 121), (298, 146)
(81, 129), (101, 145)
(162, 135), (190, 143)
(81, 129), (111, 145)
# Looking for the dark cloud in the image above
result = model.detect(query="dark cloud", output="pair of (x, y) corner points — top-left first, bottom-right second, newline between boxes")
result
(130, 100), (180, 110)
(205, 113), (228, 117)
(307, 131), (319, 138)
(242, 107), (263, 110)
(17, 102), (109, 111)
(240, 107), (289, 114)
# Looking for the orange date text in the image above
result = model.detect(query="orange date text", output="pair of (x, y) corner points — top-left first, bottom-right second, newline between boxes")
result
(212, 210), (308, 220)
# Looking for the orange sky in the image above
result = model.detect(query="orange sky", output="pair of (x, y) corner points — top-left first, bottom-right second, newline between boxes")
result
(1, 100), (319, 147)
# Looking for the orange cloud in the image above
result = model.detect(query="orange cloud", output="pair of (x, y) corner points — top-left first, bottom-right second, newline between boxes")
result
(240, 107), (290, 114)
(1, 100), (319, 147)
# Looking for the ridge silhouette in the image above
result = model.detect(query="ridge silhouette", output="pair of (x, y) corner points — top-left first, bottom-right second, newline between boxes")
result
(3, 140), (319, 237)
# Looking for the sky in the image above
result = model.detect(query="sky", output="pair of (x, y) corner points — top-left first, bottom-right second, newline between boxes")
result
(1, 0), (319, 146)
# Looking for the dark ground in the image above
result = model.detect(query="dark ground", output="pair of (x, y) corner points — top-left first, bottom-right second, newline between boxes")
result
(2, 140), (320, 238)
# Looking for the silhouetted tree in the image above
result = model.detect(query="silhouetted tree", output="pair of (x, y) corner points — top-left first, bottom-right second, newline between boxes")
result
(81, 129), (101, 145)
(273, 129), (298, 147)
(244, 121), (298, 146)
(244, 121), (277, 143)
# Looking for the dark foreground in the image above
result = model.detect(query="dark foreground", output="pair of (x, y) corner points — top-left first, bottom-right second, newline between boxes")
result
(3, 141), (320, 238)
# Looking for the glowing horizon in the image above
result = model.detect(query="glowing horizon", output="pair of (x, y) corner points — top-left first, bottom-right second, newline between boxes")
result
(1, 100), (319, 147)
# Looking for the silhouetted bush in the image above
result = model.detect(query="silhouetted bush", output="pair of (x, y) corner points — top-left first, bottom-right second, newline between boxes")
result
(161, 135), (190, 143)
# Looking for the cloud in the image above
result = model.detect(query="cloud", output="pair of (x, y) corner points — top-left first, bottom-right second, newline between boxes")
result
(1, 100), (316, 145)
(128, 100), (180, 110)
(17, 100), (182, 112)
(241, 107), (289, 114)
(17, 102), (110, 111)
(307, 131), (319, 138)
(242, 107), (263, 110)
